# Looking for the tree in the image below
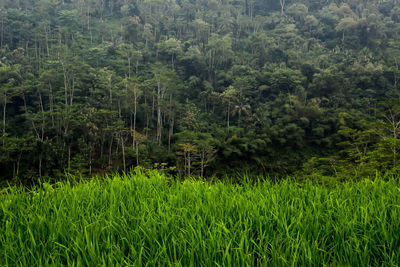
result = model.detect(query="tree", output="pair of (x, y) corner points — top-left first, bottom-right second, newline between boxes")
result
(220, 86), (239, 131)
(371, 100), (400, 168)
(150, 63), (179, 144)
(195, 133), (217, 178)
(0, 65), (20, 145)
(206, 33), (233, 84)
(279, 0), (286, 16)
(336, 17), (358, 43)
(159, 38), (182, 70)
(132, 130), (146, 166)
(126, 77), (142, 147)
(177, 143), (198, 176)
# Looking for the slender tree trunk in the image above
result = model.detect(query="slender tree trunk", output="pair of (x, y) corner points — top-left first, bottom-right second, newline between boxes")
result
(118, 100), (122, 118)
(280, 0), (285, 16)
(183, 150), (187, 175)
(133, 93), (137, 144)
(145, 92), (149, 137)
(108, 134), (113, 167)
(168, 117), (174, 152)
(157, 105), (162, 143)
(49, 82), (54, 127)
(0, 14), (4, 49)
(146, 111), (149, 137)
(88, 8), (93, 44)
(62, 65), (70, 136)
(128, 57), (131, 78)
(67, 144), (71, 172)
(227, 103), (230, 130)
(121, 134), (126, 172)
(89, 149), (92, 175)
(100, 133), (105, 159)
(200, 152), (204, 179)
(157, 81), (162, 144)
(39, 91), (45, 140)
(38, 91), (45, 176)
(16, 152), (21, 176)
(2, 93), (6, 145)
(63, 65), (68, 107)
(393, 118), (398, 167)
(188, 152), (191, 176)
(152, 87), (155, 119)
(394, 59), (399, 97)
(108, 76), (113, 107)
(45, 26), (50, 58)
(130, 113), (134, 149)
(167, 93), (173, 151)
(136, 141), (139, 166)
(39, 154), (42, 177)
(70, 76), (75, 106)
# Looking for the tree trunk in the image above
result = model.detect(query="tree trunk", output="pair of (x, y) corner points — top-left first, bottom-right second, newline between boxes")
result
(145, 92), (149, 137)
(0, 14), (3, 49)
(62, 65), (70, 136)
(70, 76), (75, 106)
(2, 92), (6, 145)
(67, 144), (71, 172)
(16, 151), (21, 176)
(168, 93), (173, 151)
(49, 82), (54, 127)
(130, 113), (134, 150)
(39, 154), (42, 177)
(200, 151), (204, 179)
(89, 149), (92, 175)
(45, 26), (50, 58)
(128, 57), (131, 78)
(108, 75), (113, 107)
(227, 103), (230, 130)
(168, 117), (174, 152)
(152, 87), (155, 119)
(118, 99), (122, 118)
(136, 141), (139, 166)
(100, 133), (105, 159)
(394, 59), (399, 96)
(157, 80), (162, 144)
(133, 93), (137, 145)
(188, 152), (191, 176)
(108, 135), (113, 167)
(280, 0), (285, 16)
(121, 134), (126, 173)
(39, 91), (45, 140)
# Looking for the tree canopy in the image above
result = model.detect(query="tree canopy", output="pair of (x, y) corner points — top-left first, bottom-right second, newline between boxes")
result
(1, 0), (400, 181)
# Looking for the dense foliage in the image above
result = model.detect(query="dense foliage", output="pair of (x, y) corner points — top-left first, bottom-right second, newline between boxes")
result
(1, 0), (400, 180)
(1, 170), (400, 265)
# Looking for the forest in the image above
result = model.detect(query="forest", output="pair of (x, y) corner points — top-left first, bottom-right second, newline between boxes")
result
(1, 0), (400, 182)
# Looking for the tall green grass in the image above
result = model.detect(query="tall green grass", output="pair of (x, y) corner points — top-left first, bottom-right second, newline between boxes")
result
(1, 170), (400, 266)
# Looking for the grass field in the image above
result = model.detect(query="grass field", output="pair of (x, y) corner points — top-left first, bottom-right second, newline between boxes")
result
(1, 170), (400, 266)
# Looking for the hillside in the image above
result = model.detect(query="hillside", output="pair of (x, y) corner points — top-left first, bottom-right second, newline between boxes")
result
(1, 0), (400, 180)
